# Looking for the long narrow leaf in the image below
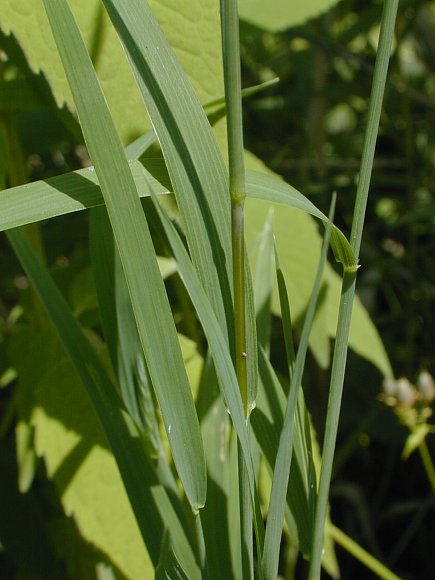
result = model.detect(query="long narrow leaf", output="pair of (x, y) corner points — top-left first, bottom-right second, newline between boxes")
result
(90, 208), (179, 499)
(7, 228), (200, 577)
(254, 350), (313, 553)
(246, 171), (356, 271)
(0, 159), (169, 232)
(0, 161), (353, 276)
(253, 210), (275, 350)
(262, 197), (335, 579)
(151, 196), (265, 563)
(42, 0), (206, 509)
(195, 356), (234, 579)
(309, 3), (399, 576)
(102, 0), (233, 337)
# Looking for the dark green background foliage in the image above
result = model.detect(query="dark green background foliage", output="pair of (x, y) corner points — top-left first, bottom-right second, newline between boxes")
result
(0, 0), (433, 578)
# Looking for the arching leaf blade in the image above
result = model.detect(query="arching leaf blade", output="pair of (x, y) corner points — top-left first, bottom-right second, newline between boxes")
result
(246, 170), (356, 271)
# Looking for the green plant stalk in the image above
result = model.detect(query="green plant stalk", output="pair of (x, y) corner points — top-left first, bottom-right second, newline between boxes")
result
(308, 1), (399, 578)
(329, 525), (401, 580)
(220, 0), (254, 576)
(418, 438), (435, 493)
(221, 0), (248, 410)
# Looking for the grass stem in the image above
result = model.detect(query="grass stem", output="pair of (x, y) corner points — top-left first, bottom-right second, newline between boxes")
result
(220, 0), (254, 576)
(308, 1), (399, 577)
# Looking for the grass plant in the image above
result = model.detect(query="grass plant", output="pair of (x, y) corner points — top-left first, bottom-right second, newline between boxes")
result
(0, 0), (406, 578)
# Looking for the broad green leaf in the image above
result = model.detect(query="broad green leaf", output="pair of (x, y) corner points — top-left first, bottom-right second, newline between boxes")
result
(238, 0), (341, 32)
(7, 228), (200, 578)
(42, 0), (206, 509)
(33, 354), (153, 580)
(102, 0), (233, 343)
(0, 77), (43, 112)
(0, 0), (224, 143)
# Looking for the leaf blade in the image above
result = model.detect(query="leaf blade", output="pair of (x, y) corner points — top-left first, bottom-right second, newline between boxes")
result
(102, 0), (234, 338)
(151, 196), (266, 563)
(262, 197), (336, 579)
(41, 0), (206, 509)
(246, 170), (356, 271)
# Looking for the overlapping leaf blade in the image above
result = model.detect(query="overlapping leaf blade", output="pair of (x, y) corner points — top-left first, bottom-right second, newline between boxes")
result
(90, 207), (181, 496)
(102, 0), (233, 337)
(101, 0), (261, 410)
(151, 197), (265, 563)
(41, 0), (205, 510)
(246, 171), (356, 271)
(0, 158), (169, 232)
(0, 160), (354, 272)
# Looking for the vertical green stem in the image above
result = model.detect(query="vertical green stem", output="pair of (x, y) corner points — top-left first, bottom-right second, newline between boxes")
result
(221, 0), (248, 411)
(220, 0), (253, 576)
(220, 0), (246, 204)
(308, 1), (399, 578)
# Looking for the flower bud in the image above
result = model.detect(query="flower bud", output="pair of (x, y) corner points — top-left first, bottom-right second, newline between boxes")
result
(417, 371), (435, 403)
